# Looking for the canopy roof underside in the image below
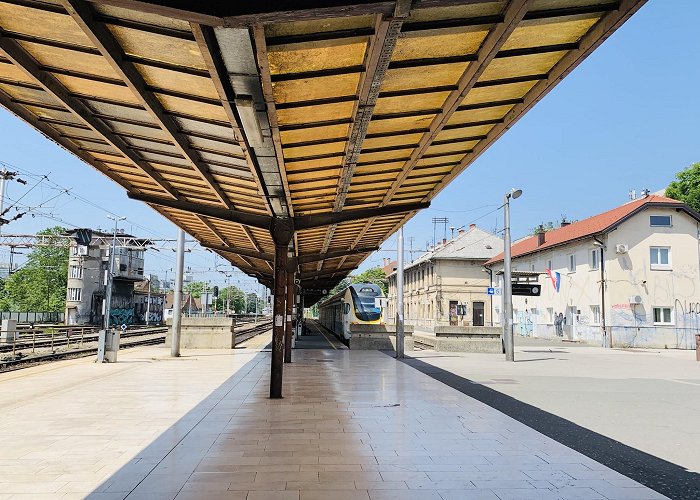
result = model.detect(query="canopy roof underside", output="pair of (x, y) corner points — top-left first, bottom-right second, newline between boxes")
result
(0, 0), (645, 295)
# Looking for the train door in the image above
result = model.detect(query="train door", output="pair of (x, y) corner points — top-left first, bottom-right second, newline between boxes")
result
(449, 300), (458, 326)
(473, 302), (485, 326)
(343, 301), (351, 337)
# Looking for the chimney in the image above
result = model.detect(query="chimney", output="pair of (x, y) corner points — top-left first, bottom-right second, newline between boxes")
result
(536, 225), (545, 246)
(469, 223), (476, 230)
(560, 218), (570, 227)
(458, 229), (466, 235)
(442, 238), (447, 245)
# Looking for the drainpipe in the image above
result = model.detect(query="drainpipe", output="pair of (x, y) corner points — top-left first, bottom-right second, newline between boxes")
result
(594, 236), (608, 348)
(483, 266), (494, 326)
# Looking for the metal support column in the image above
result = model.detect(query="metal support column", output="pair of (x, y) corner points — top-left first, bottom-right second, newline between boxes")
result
(171, 229), (185, 357)
(271, 243), (287, 398)
(396, 226), (405, 358)
(284, 273), (294, 363)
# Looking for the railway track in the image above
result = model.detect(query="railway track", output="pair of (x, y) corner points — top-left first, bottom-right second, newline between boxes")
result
(0, 333), (166, 372)
(0, 320), (272, 373)
(0, 327), (167, 354)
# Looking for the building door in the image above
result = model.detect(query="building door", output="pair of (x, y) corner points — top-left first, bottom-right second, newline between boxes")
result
(473, 302), (485, 326)
(449, 300), (458, 326)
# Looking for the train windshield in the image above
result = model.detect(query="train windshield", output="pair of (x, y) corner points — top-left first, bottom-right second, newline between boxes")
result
(350, 286), (382, 321)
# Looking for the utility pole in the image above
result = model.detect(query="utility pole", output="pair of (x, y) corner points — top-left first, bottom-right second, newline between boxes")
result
(103, 215), (125, 332)
(0, 169), (18, 235)
(502, 188), (522, 362)
(171, 229), (185, 357)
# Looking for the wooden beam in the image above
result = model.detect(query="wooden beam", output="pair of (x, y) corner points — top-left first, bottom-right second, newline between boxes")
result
(380, 0), (534, 206)
(190, 23), (274, 217)
(295, 202), (429, 230)
(251, 25), (295, 218)
(0, 35), (181, 200)
(62, 0), (234, 210)
(127, 192), (272, 229)
(424, 0), (648, 202)
(297, 246), (379, 264)
(201, 242), (275, 262)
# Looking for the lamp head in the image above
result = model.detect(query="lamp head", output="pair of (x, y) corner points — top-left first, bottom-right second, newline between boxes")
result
(510, 188), (522, 199)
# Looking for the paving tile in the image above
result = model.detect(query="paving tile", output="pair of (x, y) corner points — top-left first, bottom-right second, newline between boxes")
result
(0, 345), (666, 500)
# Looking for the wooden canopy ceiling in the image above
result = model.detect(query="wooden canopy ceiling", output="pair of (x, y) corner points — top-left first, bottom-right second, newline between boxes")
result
(0, 0), (645, 294)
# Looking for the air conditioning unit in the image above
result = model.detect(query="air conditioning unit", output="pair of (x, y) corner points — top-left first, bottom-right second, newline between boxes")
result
(628, 295), (643, 304)
(615, 244), (629, 254)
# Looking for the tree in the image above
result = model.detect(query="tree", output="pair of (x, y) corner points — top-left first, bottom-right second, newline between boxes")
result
(183, 281), (205, 298)
(352, 266), (388, 295)
(0, 226), (68, 312)
(666, 162), (700, 212)
(328, 278), (352, 296)
(530, 221), (555, 235)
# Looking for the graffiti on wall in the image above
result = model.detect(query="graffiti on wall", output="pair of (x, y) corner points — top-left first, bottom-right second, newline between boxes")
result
(515, 310), (535, 337)
(110, 308), (135, 326)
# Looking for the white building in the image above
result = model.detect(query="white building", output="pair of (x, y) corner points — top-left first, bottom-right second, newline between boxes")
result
(387, 225), (502, 329)
(486, 195), (699, 349)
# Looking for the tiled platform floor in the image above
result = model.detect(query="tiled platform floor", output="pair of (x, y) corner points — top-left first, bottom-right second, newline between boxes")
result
(0, 336), (666, 500)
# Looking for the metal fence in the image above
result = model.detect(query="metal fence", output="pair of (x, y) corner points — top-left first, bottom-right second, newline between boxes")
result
(0, 312), (65, 323)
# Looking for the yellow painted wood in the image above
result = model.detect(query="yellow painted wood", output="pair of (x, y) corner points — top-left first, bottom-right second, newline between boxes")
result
(265, 15), (374, 38)
(425, 140), (479, 155)
(392, 27), (489, 62)
(277, 101), (355, 126)
(435, 124), (495, 141)
(286, 157), (343, 171)
(272, 74), (361, 103)
(134, 63), (220, 100)
(382, 62), (469, 92)
(268, 39), (368, 75)
(374, 91), (451, 115)
(284, 142), (347, 159)
(406, 2), (505, 23)
(502, 15), (601, 51)
(0, 3), (94, 47)
(463, 80), (538, 105)
(155, 93), (228, 122)
(480, 51), (567, 81)
(446, 104), (516, 126)
(362, 133), (424, 149)
(280, 123), (350, 144)
(357, 148), (413, 164)
(366, 114), (436, 135)
(106, 25), (207, 70)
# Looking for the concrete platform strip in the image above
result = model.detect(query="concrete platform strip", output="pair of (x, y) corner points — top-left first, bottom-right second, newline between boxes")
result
(0, 346), (669, 500)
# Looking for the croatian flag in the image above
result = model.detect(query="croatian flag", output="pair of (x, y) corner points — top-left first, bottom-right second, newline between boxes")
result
(546, 268), (560, 292)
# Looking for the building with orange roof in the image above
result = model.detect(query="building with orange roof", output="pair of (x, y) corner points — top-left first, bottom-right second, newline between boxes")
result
(485, 194), (700, 349)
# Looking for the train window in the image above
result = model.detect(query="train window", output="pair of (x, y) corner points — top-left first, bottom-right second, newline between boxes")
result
(359, 287), (378, 295)
(344, 303), (350, 315)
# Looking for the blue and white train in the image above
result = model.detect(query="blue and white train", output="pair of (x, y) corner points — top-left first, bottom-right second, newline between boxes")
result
(318, 283), (385, 340)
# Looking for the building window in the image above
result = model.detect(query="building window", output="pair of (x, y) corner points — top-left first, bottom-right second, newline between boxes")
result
(567, 254), (576, 272)
(590, 305), (601, 325)
(590, 249), (600, 271)
(67, 288), (82, 302)
(650, 215), (672, 227)
(530, 263), (535, 272)
(547, 307), (554, 324)
(653, 307), (673, 325)
(650, 247), (671, 270)
(69, 265), (83, 279)
(546, 259), (553, 271)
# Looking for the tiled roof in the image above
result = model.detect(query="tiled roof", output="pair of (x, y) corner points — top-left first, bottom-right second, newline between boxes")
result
(389, 226), (503, 276)
(485, 195), (691, 265)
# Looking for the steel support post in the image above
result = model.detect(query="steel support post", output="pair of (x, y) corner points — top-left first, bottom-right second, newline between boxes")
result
(396, 226), (405, 358)
(171, 229), (185, 357)
(271, 243), (287, 398)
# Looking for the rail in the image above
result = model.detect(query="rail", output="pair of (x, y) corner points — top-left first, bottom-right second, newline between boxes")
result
(1, 319), (272, 372)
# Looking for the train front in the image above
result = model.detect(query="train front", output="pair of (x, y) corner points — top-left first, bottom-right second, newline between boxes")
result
(349, 284), (385, 327)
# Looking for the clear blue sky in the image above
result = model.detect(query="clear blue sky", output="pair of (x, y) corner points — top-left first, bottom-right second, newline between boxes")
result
(0, 0), (696, 284)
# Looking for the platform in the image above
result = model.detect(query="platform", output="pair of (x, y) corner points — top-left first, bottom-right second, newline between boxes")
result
(0, 336), (665, 500)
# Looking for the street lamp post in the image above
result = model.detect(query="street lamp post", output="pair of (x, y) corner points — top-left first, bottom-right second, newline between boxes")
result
(502, 188), (522, 362)
(103, 215), (126, 332)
